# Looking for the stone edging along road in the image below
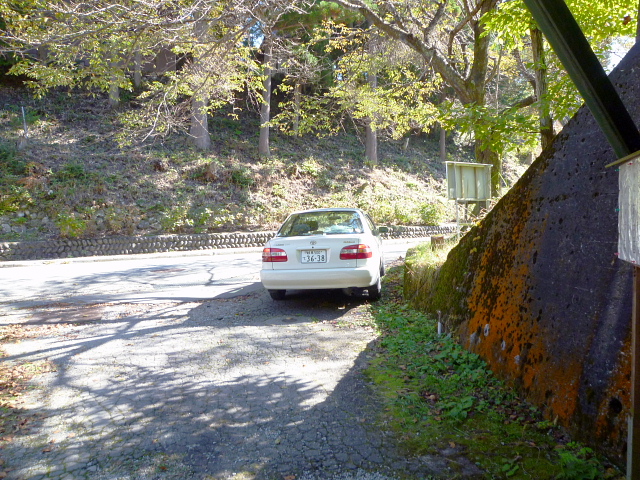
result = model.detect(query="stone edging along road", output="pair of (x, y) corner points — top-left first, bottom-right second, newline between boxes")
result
(0, 225), (456, 262)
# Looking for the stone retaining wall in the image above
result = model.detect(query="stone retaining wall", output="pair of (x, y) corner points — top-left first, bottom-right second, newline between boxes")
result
(0, 225), (456, 261)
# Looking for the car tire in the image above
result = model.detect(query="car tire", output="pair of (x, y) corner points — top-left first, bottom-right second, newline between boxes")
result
(268, 289), (286, 300)
(367, 276), (382, 301)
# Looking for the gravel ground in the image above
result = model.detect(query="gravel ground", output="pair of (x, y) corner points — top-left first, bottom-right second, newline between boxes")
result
(0, 288), (462, 480)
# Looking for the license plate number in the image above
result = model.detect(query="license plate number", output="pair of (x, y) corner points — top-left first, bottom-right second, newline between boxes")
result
(301, 250), (327, 263)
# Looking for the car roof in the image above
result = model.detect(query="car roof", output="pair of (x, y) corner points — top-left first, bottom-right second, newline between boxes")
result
(289, 208), (365, 215)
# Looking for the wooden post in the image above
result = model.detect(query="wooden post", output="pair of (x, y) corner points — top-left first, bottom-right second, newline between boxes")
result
(431, 235), (445, 251)
(629, 266), (640, 479)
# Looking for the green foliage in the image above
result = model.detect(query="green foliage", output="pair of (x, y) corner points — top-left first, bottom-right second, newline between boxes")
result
(7, 108), (41, 131)
(440, 101), (538, 159)
(483, 0), (637, 144)
(484, 0), (636, 47)
(440, 394), (475, 420)
(500, 457), (522, 478)
(55, 211), (87, 238)
(352, 183), (450, 226)
(229, 165), (255, 189)
(159, 205), (192, 233)
(298, 158), (323, 177)
(272, 94), (343, 136)
(157, 203), (245, 233)
(53, 162), (87, 181)
(0, 185), (32, 215)
(190, 206), (214, 227)
(1, 0), (264, 142)
(556, 444), (603, 480)
(419, 202), (447, 226)
(330, 37), (441, 140)
(0, 142), (26, 176)
(271, 184), (286, 198)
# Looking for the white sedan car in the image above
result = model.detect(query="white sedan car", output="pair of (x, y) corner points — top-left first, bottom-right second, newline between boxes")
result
(260, 208), (387, 300)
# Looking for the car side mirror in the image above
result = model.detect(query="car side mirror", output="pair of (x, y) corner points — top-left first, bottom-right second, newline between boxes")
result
(378, 226), (389, 234)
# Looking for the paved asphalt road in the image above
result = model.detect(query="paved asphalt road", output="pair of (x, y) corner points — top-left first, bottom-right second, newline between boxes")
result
(0, 236), (484, 480)
(0, 238), (429, 307)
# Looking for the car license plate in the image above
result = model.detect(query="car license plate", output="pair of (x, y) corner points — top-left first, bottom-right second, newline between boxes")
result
(301, 250), (327, 263)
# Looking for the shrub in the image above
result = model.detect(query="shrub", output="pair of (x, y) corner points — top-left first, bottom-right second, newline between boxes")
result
(393, 204), (417, 224)
(0, 142), (27, 176)
(419, 201), (447, 225)
(556, 443), (602, 480)
(54, 162), (87, 181)
(271, 184), (286, 198)
(160, 205), (192, 233)
(0, 185), (33, 215)
(103, 206), (139, 234)
(299, 159), (323, 177)
(190, 206), (213, 229)
(230, 165), (255, 189)
(55, 212), (87, 238)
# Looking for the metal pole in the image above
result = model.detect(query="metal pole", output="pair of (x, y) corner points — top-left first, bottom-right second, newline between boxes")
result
(629, 266), (640, 480)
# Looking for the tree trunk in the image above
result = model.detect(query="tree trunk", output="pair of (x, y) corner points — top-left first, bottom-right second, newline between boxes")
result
(475, 144), (501, 197)
(470, 0), (501, 194)
(365, 72), (378, 165)
(259, 37), (273, 157)
(293, 82), (301, 135)
(190, 95), (211, 150)
(108, 70), (120, 109)
(189, 17), (211, 150)
(439, 124), (447, 163)
(365, 121), (377, 164)
(531, 27), (554, 150)
(133, 50), (142, 89)
(37, 45), (47, 63)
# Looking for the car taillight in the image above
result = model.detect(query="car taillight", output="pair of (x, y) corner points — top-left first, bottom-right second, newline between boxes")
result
(262, 247), (288, 262)
(340, 244), (373, 260)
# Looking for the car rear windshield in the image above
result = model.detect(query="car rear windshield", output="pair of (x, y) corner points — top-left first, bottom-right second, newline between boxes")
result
(277, 211), (364, 237)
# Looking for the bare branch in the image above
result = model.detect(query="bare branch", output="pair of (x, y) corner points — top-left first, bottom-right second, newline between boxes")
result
(331, 0), (471, 102)
(513, 47), (536, 88)
(505, 95), (535, 111)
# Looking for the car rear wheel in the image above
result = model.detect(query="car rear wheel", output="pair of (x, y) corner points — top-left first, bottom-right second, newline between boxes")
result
(268, 289), (286, 300)
(367, 276), (382, 301)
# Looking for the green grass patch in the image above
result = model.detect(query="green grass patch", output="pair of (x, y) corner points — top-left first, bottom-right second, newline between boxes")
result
(365, 268), (623, 479)
(403, 239), (457, 313)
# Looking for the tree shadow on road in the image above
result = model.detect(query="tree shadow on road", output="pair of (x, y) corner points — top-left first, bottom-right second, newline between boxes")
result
(0, 288), (444, 479)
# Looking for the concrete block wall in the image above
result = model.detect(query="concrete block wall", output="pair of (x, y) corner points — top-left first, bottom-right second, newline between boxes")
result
(0, 225), (456, 261)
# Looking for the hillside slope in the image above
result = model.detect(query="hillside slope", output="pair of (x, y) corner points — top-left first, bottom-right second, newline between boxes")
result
(0, 87), (511, 241)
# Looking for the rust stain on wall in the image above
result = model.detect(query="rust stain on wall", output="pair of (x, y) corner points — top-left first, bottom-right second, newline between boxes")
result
(593, 336), (631, 450)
